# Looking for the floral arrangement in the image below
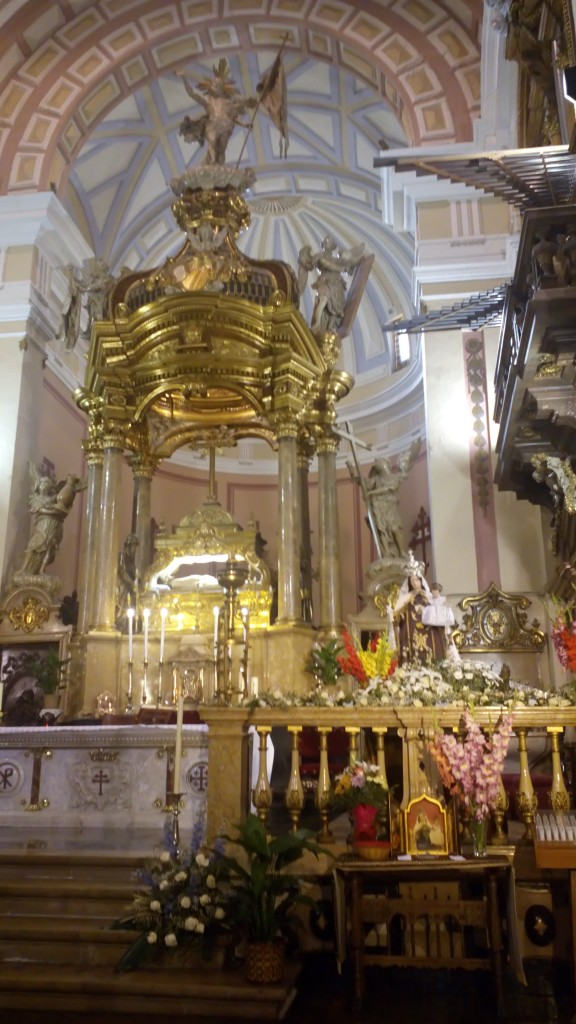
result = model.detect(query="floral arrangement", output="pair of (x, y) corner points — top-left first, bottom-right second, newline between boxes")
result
(429, 710), (514, 822)
(337, 630), (396, 687)
(243, 657), (573, 711)
(549, 596), (576, 673)
(304, 637), (343, 685)
(332, 760), (389, 814)
(114, 818), (229, 972)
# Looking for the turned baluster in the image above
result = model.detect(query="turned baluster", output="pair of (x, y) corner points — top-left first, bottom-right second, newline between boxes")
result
(515, 727), (538, 839)
(345, 726), (361, 768)
(489, 722), (509, 845)
(315, 727), (334, 844)
(285, 725), (304, 832)
(252, 725), (272, 822)
(548, 726), (570, 812)
(371, 727), (388, 789)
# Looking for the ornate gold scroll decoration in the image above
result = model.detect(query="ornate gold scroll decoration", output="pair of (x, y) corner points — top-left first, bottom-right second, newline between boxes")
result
(9, 596), (50, 633)
(452, 583), (545, 653)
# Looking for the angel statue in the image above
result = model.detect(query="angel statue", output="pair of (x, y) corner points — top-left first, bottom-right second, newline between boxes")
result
(58, 257), (115, 351)
(297, 235), (366, 334)
(19, 464), (86, 576)
(347, 439), (421, 560)
(177, 53), (289, 166)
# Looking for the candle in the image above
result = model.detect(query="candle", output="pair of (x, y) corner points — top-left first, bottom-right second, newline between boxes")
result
(173, 686), (184, 791)
(241, 606), (249, 642)
(143, 607), (150, 663)
(159, 607), (167, 663)
(213, 606), (220, 650)
(127, 607), (134, 662)
(251, 676), (259, 698)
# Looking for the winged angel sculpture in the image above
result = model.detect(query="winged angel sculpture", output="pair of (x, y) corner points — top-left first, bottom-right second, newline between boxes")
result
(19, 464), (86, 576)
(297, 236), (368, 335)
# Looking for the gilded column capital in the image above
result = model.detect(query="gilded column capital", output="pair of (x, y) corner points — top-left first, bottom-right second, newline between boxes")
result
(297, 436), (315, 468)
(81, 437), (104, 466)
(101, 427), (127, 452)
(129, 452), (160, 478)
(270, 413), (299, 440)
(316, 432), (340, 456)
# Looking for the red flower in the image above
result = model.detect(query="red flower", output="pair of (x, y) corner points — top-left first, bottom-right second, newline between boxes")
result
(337, 630), (367, 685)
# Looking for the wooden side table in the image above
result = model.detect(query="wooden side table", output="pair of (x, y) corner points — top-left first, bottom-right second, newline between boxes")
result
(333, 857), (512, 1016)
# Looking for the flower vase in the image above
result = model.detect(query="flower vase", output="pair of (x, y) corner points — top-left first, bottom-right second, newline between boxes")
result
(470, 816), (489, 857)
(352, 803), (379, 843)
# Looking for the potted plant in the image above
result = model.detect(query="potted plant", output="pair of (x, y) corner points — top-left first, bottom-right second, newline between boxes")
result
(332, 760), (389, 849)
(214, 813), (328, 983)
(22, 648), (69, 708)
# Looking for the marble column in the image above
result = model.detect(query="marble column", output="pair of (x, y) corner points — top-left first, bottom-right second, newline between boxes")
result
(276, 426), (302, 625)
(317, 434), (343, 633)
(77, 440), (103, 634)
(130, 455), (157, 585)
(297, 446), (314, 624)
(91, 435), (124, 631)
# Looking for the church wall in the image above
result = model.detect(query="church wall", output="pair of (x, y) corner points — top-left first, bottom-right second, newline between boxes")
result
(422, 329), (478, 593)
(0, 326), (42, 588)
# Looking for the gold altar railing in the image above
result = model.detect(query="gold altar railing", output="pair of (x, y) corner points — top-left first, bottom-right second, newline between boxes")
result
(200, 705), (576, 848)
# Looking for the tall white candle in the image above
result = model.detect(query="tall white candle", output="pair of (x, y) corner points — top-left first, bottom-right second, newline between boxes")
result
(213, 606), (220, 650)
(127, 607), (134, 662)
(159, 607), (167, 663)
(241, 606), (249, 643)
(143, 607), (150, 662)
(173, 688), (184, 790)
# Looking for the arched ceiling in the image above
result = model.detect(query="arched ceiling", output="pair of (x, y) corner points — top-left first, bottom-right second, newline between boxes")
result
(0, 0), (485, 471)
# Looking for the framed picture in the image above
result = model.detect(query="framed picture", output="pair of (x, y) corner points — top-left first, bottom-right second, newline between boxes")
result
(0, 638), (67, 716)
(404, 795), (449, 856)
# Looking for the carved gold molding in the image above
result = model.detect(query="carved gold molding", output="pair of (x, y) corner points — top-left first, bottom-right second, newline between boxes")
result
(9, 596), (49, 633)
(452, 583), (545, 653)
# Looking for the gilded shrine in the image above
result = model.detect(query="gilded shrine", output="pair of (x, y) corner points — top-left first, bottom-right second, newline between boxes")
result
(68, 163), (355, 717)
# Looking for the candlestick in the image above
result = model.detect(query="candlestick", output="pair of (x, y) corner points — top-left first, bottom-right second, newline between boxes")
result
(143, 607), (150, 663)
(127, 606), (134, 662)
(240, 605), (249, 642)
(159, 607), (167, 663)
(173, 685), (184, 790)
(141, 662), (148, 706)
(125, 661), (134, 713)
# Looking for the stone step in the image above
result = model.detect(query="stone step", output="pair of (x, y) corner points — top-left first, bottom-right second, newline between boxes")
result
(0, 918), (139, 967)
(0, 893), (131, 918)
(0, 878), (135, 921)
(0, 852), (147, 884)
(0, 960), (300, 1019)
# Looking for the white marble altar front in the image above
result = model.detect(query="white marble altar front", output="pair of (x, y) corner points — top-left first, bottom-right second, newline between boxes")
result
(0, 724), (208, 833)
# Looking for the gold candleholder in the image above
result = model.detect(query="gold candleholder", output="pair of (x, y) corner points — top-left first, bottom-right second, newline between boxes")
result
(126, 661), (134, 713)
(166, 790), (183, 856)
(141, 661), (148, 706)
(157, 660), (164, 706)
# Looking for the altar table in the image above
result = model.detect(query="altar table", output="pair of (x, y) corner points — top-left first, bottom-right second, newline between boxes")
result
(333, 856), (516, 1016)
(0, 724), (208, 832)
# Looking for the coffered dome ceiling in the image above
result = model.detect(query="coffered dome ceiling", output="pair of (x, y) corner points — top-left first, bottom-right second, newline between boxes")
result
(0, 0), (484, 470)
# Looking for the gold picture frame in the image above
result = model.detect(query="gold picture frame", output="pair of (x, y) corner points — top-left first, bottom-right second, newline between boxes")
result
(404, 795), (448, 857)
